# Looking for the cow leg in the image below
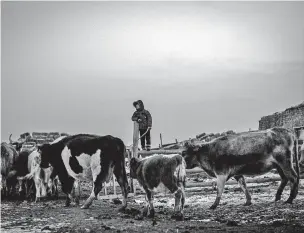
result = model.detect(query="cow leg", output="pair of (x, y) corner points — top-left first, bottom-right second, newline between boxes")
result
(234, 175), (252, 206)
(210, 174), (228, 209)
(35, 179), (41, 202)
(53, 178), (59, 199)
(73, 180), (81, 205)
(142, 188), (154, 218)
(63, 177), (75, 207)
(1, 177), (7, 198)
(163, 179), (184, 221)
(285, 168), (298, 204)
(81, 161), (112, 209)
(181, 186), (185, 212)
(274, 166), (288, 202)
(113, 160), (129, 211)
(50, 177), (59, 200)
(276, 152), (299, 204)
(65, 194), (73, 207)
(172, 187), (184, 221)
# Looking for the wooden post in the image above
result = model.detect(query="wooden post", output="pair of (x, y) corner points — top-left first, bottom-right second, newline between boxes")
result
(127, 149), (134, 193)
(175, 139), (178, 143)
(104, 182), (107, 196)
(133, 122), (139, 158)
(113, 175), (116, 196)
(160, 133), (163, 148)
(130, 121), (140, 194)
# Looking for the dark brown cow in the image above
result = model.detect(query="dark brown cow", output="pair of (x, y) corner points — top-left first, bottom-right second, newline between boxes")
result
(130, 154), (186, 220)
(1, 142), (19, 197)
(182, 127), (300, 209)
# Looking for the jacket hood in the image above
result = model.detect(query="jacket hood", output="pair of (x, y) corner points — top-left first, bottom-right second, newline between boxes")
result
(133, 100), (144, 110)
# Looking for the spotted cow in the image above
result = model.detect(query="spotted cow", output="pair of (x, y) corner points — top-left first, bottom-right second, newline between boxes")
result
(38, 134), (129, 210)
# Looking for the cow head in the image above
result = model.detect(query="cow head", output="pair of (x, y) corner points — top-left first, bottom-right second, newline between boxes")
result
(38, 144), (52, 168)
(129, 157), (140, 178)
(182, 142), (202, 169)
(9, 134), (24, 151)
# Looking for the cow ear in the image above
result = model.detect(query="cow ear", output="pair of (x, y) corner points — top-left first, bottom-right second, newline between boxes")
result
(130, 157), (138, 166)
(37, 145), (43, 152)
(38, 143), (49, 152)
(184, 141), (191, 148)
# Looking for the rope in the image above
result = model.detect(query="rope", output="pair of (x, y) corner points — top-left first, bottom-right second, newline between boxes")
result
(128, 128), (150, 148)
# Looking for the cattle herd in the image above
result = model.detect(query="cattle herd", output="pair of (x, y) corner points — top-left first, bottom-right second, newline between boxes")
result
(1, 127), (303, 221)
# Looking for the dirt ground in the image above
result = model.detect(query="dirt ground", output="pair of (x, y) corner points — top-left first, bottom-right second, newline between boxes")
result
(1, 173), (304, 233)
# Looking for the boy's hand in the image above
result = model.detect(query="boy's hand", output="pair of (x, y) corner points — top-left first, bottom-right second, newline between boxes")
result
(137, 119), (142, 122)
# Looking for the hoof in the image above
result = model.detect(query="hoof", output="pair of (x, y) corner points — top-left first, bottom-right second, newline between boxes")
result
(142, 207), (148, 217)
(209, 205), (217, 210)
(275, 196), (281, 202)
(147, 209), (155, 218)
(134, 214), (144, 220)
(243, 201), (252, 206)
(284, 199), (293, 205)
(80, 204), (90, 209)
(65, 201), (71, 207)
(171, 213), (184, 221)
(147, 213), (155, 218)
(118, 206), (127, 212)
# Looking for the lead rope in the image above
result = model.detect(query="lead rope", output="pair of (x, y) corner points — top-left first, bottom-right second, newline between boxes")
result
(128, 128), (150, 148)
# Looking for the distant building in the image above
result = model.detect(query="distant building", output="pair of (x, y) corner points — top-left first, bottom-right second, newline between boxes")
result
(259, 102), (304, 130)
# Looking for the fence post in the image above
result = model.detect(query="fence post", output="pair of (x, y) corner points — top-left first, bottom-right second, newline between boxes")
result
(133, 121), (139, 158)
(160, 133), (163, 148)
(130, 121), (140, 194)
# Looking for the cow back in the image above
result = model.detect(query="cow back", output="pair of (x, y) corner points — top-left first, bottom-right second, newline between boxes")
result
(1, 142), (18, 176)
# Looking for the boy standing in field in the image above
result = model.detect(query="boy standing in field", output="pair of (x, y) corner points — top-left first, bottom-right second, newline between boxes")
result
(131, 100), (152, 151)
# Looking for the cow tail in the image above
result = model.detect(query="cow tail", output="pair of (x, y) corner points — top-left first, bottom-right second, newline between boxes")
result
(294, 139), (300, 184)
(122, 144), (129, 186)
(176, 156), (187, 188)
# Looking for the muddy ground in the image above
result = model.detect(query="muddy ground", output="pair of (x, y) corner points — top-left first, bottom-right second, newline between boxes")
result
(1, 173), (304, 233)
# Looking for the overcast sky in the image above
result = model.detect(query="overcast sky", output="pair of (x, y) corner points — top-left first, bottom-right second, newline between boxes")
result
(1, 1), (304, 146)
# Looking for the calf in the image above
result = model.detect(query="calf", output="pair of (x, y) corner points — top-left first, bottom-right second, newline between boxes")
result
(1, 142), (19, 197)
(38, 134), (129, 210)
(182, 127), (300, 209)
(130, 154), (186, 220)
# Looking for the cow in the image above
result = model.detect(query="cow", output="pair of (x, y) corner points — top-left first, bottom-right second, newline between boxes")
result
(1, 142), (19, 198)
(19, 150), (56, 201)
(38, 134), (129, 210)
(8, 149), (54, 201)
(8, 149), (34, 199)
(129, 154), (186, 220)
(182, 127), (300, 209)
(9, 134), (26, 152)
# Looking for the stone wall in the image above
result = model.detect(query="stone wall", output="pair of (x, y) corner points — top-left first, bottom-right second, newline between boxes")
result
(259, 102), (304, 130)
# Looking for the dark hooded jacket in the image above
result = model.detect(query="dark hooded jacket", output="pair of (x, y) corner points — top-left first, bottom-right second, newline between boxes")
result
(131, 100), (152, 130)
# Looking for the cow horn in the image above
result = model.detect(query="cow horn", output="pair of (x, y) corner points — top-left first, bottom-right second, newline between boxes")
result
(9, 134), (14, 143)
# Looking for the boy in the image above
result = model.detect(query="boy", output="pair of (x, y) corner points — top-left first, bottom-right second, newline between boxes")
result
(131, 100), (152, 151)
